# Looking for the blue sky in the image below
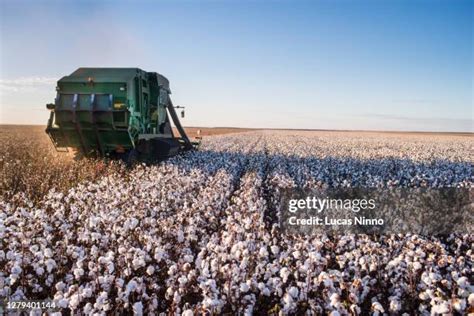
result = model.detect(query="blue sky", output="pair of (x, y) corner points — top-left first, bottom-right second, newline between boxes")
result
(0, 0), (472, 132)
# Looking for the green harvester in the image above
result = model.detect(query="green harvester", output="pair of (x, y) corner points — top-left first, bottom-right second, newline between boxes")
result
(46, 68), (197, 162)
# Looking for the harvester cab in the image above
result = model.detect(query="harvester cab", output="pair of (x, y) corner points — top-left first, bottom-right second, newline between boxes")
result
(45, 68), (198, 162)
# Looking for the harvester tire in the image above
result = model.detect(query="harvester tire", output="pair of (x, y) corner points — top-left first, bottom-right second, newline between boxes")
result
(124, 149), (138, 167)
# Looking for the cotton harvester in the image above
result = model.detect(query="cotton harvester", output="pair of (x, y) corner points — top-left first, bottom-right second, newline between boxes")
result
(45, 68), (197, 162)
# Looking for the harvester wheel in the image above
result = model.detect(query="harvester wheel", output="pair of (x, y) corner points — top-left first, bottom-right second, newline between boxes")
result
(124, 149), (139, 167)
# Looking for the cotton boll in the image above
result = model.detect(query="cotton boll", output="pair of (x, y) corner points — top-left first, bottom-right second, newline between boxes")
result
(57, 298), (69, 308)
(259, 247), (268, 258)
(146, 266), (155, 276)
(452, 298), (466, 312)
(371, 301), (384, 313)
(73, 268), (84, 280)
(468, 293), (474, 307)
(45, 259), (56, 273)
(154, 247), (165, 262)
(55, 281), (66, 292)
(431, 302), (449, 314)
(133, 301), (143, 315)
(456, 276), (469, 289)
(270, 245), (280, 255)
(280, 268), (290, 283)
(83, 302), (93, 314)
(240, 283), (250, 293)
(69, 294), (81, 310)
(412, 261), (422, 271)
(35, 266), (44, 276)
(182, 309), (194, 316)
(389, 299), (401, 312)
(288, 286), (299, 299)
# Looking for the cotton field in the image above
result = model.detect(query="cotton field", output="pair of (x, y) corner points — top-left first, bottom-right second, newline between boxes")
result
(1, 130), (473, 315)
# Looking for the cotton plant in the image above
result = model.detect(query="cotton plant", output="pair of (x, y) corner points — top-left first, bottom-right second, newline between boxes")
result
(0, 131), (472, 314)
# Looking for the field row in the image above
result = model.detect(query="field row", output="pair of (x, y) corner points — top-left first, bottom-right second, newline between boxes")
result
(1, 131), (473, 315)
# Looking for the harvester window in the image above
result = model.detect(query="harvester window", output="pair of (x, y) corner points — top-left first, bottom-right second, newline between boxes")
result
(159, 90), (168, 105)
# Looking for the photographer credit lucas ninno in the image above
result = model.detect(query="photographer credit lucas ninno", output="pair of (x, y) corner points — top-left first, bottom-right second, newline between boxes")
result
(279, 188), (473, 235)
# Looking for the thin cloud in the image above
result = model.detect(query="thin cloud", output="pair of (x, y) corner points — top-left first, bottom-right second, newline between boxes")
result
(0, 77), (58, 94)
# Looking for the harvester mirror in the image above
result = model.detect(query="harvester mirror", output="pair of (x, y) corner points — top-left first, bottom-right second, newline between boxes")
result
(181, 110), (185, 118)
(46, 103), (55, 110)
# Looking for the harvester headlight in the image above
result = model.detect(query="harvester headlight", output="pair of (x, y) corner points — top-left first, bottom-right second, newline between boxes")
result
(120, 86), (126, 91)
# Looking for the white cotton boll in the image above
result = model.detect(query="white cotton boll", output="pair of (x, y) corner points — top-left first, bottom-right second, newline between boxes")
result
(126, 280), (138, 294)
(240, 283), (250, 293)
(184, 254), (194, 263)
(456, 276), (469, 289)
(178, 276), (188, 286)
(132, 301), (143, 315)
(288, 286), (299, 299)
(173, 291), (181, 304)
(83, 303), (93, 314)
(412, 261), (422, 271)
(369, 262), (377, 272)
(280, 268), (290, 283)
(329, 311), (340, 316)
(350, 304), (361, 314)
(283, 293), (293, 306)
(165, 287), (174, 299)
(372, 301), (384, 313)
(270, 245), (280, 255)
(259, 247), (268, 258)
(329, 293), (340, 307)
(9, 274), (19, 285)
(69, 295), (80, 310)
(389, 299), (401, 312)
(45, 259), (56, 273)
(35, 266), (44, 276)
(431, 302), (449, 314)
(323, 278), (333, 288)
(11, 265), (22, 275)
(44, 248), (53, 258)
(292, 251), (301, 259)
(177, 230), (185, 243)
(182, 309), (194, 316)
(146, 265), (155, 275)
(132, 257), (146, 270)
(73, 268), (84, 280)
(168, 265), (177, 276)
(452, 298), (466, 312)
(154, 248), (165, 262)
(130, 217), (139, 229)
(55, 281), (66, 292)
(58, 298), (69, 308)
(469, 293), (474, 306)
(419, 291), (429, 300)
(107, 262), (115, 274)
(81, 287), (93, 298)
